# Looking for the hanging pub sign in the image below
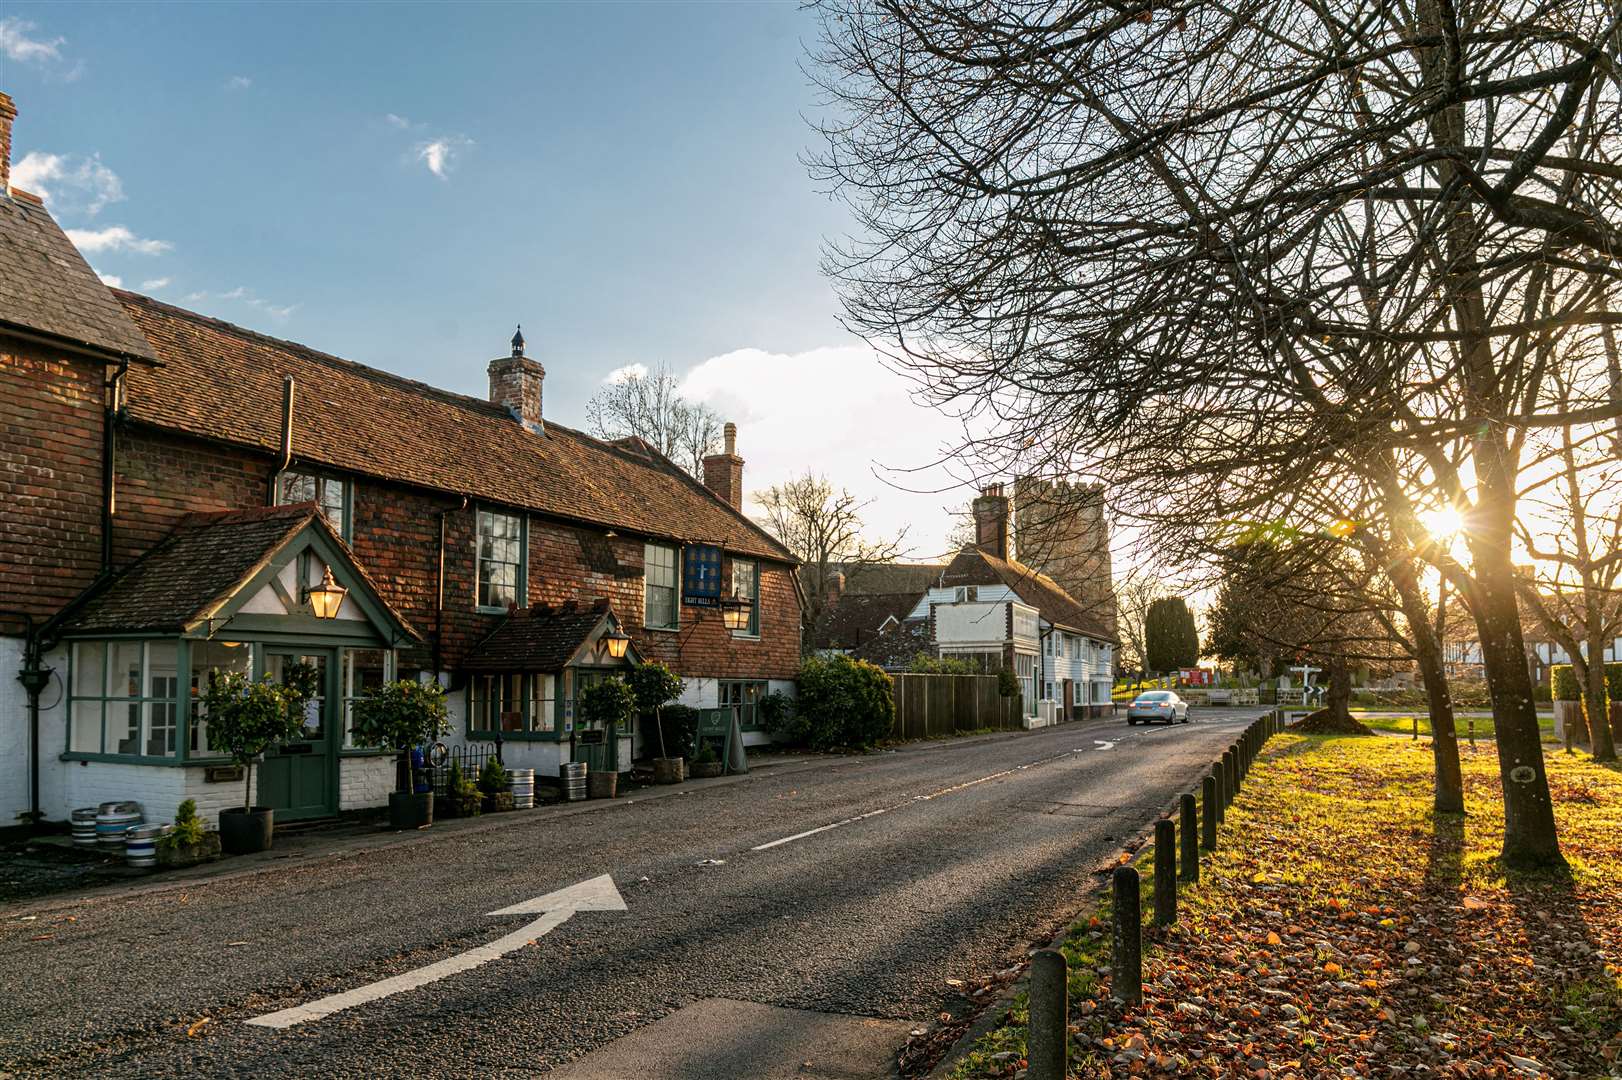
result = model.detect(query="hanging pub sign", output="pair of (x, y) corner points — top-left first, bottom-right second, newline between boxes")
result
(683, 544), (722, 606)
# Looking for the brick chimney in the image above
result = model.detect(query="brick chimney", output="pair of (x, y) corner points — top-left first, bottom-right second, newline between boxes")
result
(488, 325), (545, 435)
(702, 422), (744, 511)
(0, 92), (16, 195)
(972, 482), (1010, 559)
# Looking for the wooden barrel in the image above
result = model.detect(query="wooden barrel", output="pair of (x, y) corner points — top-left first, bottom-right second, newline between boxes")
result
(71, 807), (99, 847)
(124, 823), (164, 868)
(559, 762), (588, 802)
(96, 801), (143, 850)
(509, 768), (535, 810)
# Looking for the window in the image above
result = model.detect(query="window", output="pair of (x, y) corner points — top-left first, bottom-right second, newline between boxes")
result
(341, 648), (393, 748)
(68, 640), (180, 758)
(645, 543), (678, 629)
(720, 679), (766, 729)
(469, 673), (555, 736)
(951, 586), (978, 603)
(730, 559), (759, 637)
(1015, 653), (1037, 715)
(477, 508), (525, 610)
(278, 471), (350, 539)
(189, 640), (254, 755)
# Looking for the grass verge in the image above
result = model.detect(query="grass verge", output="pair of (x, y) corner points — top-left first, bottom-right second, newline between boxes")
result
(942, 734), (1622, 1078)
(1356, 712), (1559, 741)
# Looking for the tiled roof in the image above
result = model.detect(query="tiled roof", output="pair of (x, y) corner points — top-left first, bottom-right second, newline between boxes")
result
(826, 561), (947, 596)
(0, 191), (157, 361)
(113, 292), (794, 564)
(941, 546), (1118, 643)
(812, 591), (922, 651)
(462, 599), (620, 673)
(60, 504), (418, 638)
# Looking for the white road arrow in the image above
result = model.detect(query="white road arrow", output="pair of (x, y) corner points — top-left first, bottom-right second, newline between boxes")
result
(1093, 739), (1117, 751)
(245, 874), (625, 1030)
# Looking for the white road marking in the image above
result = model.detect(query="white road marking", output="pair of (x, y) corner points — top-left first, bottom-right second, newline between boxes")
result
(1093, 739), (1117, 751)
(245, 874), (625, 1030)
(751, 806), (894, 850)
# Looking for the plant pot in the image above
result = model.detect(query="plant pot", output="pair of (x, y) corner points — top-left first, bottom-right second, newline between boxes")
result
(483, 791), (514, 814)
(444, 791), (482, 818)
(588, 770), (618, 799)
(690, 760), (723, 779)
(389, 791), (434, 830)
(219, 806), (273, 855)
(156, 832), (223, 869)
(652, 757), (686, 785)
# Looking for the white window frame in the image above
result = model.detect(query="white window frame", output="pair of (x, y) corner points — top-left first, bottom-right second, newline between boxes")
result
(476, 508), (526, 612)
(644, 543), (679, 630)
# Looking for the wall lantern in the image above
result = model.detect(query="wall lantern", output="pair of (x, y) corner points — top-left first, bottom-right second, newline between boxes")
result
(307, 566), (348, 620)
(602, 627), (632, 660)
(721, 597), (751, 632)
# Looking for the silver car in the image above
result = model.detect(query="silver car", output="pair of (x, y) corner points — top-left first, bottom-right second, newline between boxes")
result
(1126, 690), (1189, 725)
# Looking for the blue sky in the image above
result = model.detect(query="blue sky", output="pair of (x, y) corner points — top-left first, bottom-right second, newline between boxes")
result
(3, 2), (972, 555)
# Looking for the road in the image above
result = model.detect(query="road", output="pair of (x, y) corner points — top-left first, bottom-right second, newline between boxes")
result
(0, 709), (1264, 1078)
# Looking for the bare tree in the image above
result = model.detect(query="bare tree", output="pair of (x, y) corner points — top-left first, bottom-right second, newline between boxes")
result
(756, 472), (911, 644)
(812, 0), (1622, 868)
(1113, 573), (1162, 680)
(586, 362), (725, 478)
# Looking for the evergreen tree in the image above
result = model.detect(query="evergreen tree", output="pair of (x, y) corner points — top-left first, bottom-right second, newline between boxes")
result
(1145, 597), (1198, 674)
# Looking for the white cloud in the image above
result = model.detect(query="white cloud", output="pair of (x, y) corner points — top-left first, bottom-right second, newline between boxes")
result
(385, 113), (412, 129)
(10, 151), (124, 215)
(97, 273), (122, 288)
(64, 225), (172, 255)
(184, 286), (298, 320)
(677, 344), (972, 558)
(414, 136), (471, 180)
(0, 17), (63, 63)
(225, 75), (253, 91)
(604, 362), (649, 385)
(139, 277), (170, 291)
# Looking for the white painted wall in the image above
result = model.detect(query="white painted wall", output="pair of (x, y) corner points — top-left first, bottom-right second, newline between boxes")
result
(0, 636), (33, 825)
(907, 584), (1018, 621)
(934, 601), (1011, 647)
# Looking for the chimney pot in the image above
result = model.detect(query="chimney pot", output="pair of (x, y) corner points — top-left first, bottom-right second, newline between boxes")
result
(971, 483), (1011, 560)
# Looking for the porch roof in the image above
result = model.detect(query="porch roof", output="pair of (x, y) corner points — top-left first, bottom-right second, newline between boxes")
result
(461, 599), (630, 673)
(58, 503), (420, 640)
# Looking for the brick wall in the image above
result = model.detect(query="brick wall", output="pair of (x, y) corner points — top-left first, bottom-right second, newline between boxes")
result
(115, 425), (267, 565)
(0, 335), (107, 627)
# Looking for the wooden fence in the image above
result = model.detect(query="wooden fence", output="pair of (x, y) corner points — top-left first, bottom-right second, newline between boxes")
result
(891, 673), (1023, 740)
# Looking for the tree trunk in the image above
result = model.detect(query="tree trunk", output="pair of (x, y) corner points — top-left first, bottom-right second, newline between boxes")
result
(1389, 557), (1465, 811)
(244, 761), (253, 812)
(1325, 657), (1352, 723)
(1584, 643), (1616, 761)
(1469, 527), (1566, 869)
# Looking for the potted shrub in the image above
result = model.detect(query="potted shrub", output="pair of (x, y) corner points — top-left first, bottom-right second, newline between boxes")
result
(689, 741), (723, 779)
(630, 662), (685, 784)
(154, 798), (221, 869)
(478, 757), (514, 813)
(442, 759), (482, 819)
(351, 679), (450, 830)
(203, 668), (314, 855)
(579, 677), (635, 798)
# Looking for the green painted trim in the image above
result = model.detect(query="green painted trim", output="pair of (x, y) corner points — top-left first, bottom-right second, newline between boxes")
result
(208, 614), (384, 641)
(338, 747), (391, 758)
(474, 506), (528, 613)
(60, 751), (186, 766)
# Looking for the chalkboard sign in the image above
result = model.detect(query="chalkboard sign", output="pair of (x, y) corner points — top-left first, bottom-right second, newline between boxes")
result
(691, 706), (733, 767)
(683, 545), (722, 605)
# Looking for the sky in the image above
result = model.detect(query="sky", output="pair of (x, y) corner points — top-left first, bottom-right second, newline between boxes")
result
(0, 1), (971, 558)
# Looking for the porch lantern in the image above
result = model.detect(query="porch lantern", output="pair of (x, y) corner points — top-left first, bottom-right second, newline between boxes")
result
(720, 596), (751, 632)
(602, 627), (632, 660)
(306, 565), (348, 620)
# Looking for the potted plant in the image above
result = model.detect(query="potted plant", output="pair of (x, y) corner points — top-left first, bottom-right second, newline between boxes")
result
(443, 759), (482, 819)
(630, 662), (685, 784)
(579, 677), (635, 798)
(689, 741), (723, 779)
(204, 668), (314, 855)
(351, 679), (450, 830)
(154, 798), (222, 869)
(478, 757), (514, 813)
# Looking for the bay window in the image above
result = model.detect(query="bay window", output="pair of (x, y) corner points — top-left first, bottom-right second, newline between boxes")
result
(469, 673), (556, 736)
(68, 640), (180, 759)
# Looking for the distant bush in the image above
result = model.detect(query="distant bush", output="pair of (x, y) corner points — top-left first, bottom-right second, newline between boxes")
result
(758, 690), (794, 734)
(907, 653), (980, 675)
(1551, 665), (1580, 702)
(796, 654), (895, 750)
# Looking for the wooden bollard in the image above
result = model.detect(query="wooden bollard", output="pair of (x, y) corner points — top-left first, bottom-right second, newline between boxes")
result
(1202, 774), (1218, 850)
(1229, 744), (1241, 792)
(1112, 866), (1143, 1004)
(1154, 819), (1177, 926)
(1214, 760), (1227, 823)
(1027, 948), (1068, 1080)
(1180, 792), (1198, 881)
(1223, 748), (1237, 803)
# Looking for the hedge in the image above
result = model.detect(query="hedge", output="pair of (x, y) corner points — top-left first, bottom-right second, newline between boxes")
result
(1551, 662), (1622, 702)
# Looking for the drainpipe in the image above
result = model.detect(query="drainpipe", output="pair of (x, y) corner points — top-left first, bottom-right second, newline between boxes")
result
(432, 495), (470, 676)
(266, 375), (295, 505)
(101, 359), (128, 573)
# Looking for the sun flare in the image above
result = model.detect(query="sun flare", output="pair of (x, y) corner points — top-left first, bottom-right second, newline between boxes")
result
(1419, 506), (1466, 540)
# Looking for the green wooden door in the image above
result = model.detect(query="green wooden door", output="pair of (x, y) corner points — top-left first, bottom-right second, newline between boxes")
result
(258, 649), (338, 821)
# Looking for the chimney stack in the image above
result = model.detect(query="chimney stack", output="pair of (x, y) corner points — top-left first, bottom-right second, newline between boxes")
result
(0, 92), (17, 195)
(972, 482), (1010, 559)
(702, 421), (744, 511)
(488, 325), (546, 435)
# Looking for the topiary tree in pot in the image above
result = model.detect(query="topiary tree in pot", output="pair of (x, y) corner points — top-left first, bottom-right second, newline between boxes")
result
(629, 661), (685, 782)
(579, 676), (636, 798)
(203, 669), (314, 855)
(350, 679), (450, 830)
